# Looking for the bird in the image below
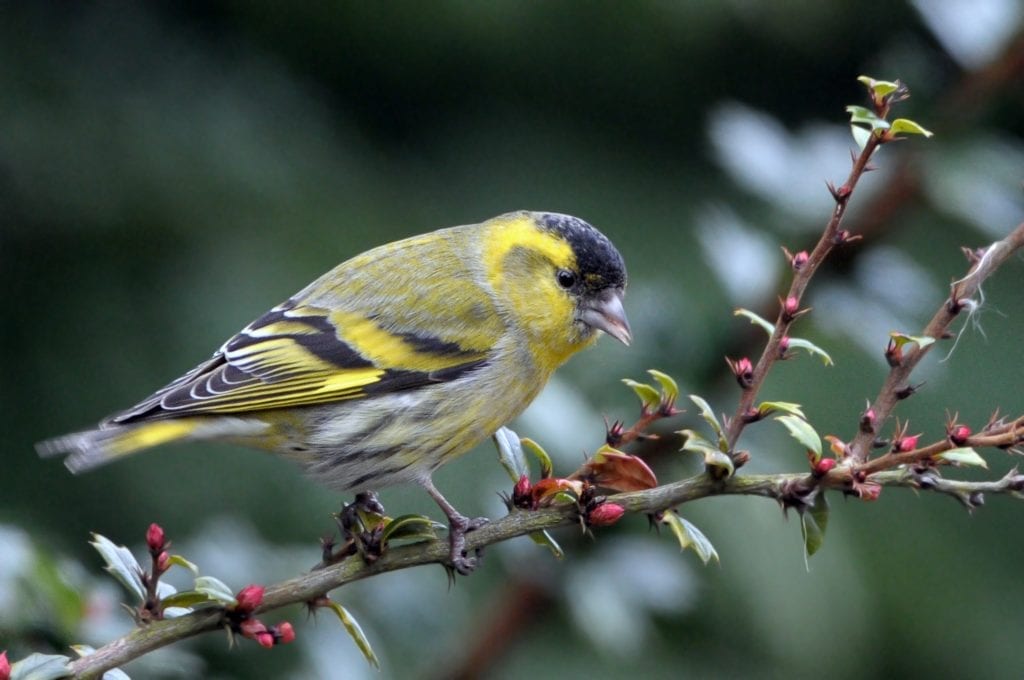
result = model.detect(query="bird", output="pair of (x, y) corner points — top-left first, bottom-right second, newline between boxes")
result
(37, 210), (631, 572)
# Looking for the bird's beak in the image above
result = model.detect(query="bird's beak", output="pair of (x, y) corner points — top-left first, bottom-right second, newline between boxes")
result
(581, 287), (632, 346)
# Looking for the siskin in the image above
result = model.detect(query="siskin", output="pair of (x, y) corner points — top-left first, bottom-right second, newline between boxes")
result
(38, 211), (631, 572)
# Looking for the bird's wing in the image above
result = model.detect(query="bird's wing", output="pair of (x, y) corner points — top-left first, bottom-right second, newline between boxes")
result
(109, 229), (502, 423)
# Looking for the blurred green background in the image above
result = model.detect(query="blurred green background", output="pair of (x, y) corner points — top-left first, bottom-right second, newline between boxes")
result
(3, 1), (1024, 678)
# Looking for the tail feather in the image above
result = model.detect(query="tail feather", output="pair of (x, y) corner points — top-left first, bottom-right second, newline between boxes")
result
(36, 417), (268, 473)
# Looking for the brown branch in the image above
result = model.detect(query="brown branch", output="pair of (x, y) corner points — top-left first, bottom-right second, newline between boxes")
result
(724, 134), (881, 453)
(848, 222), (1024, 462)
(68, 456), (1024, 678)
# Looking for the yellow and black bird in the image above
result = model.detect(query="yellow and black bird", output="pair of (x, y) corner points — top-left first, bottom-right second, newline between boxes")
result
(38, 211), (631, 572)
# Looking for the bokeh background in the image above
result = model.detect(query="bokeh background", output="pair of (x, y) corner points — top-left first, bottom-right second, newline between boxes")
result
(3, 1), (1024, 678)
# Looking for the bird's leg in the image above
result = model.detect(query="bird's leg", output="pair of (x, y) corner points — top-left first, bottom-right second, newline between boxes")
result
(421, 477), (488, 575)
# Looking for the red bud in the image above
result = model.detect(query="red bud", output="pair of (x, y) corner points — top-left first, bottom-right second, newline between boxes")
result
(896, 434), (920, 453)
(513, 475), (532, 507)
(949, 425), (971, 446)
(0, 651), (10, 680)
(235, 584), (265, 612)
(146, 523), (166, 552)
(256, 632), (275, 649)
(813, 458), (837, 476)
(276, 621), (296, 644)
(239, 617), (267, 638)
(588, 502), (626, 527)
(791, 251), (809, 270)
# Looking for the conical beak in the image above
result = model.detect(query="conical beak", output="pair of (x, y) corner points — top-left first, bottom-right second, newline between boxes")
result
(580, 287), (632, 346)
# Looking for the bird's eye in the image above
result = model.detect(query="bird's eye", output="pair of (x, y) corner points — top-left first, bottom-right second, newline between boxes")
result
(556, 269), (577, 289)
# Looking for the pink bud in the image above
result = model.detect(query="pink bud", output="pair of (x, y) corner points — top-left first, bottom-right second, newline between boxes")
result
(239, 617), (267, 638)
(813, 458), (837, 476)
(155, 551), (171, 573)
(791, 251), (809, 270)
(0, 651), (10, 680)
(146, 523), (166, 552)
(950, 425), (971, 446)
(276, 621), (296, 644)
(779, 336), (790, 352)
(235, 584), (265, 612)
(897, 434), (920, 453)
(588, 502), (626, 527)
(513, 475), (531, 500)
(782, 296), (800, 318)
(256, 632), (275, 649)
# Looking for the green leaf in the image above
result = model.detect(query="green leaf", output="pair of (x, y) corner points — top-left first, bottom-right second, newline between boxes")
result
(90, 533), (145, 601)
(757, 401), (806, 419)
(851, 124), (872, 149)
(528, 529), (564, 559)
(786, 337), (834, 365)
(493, 426), (528, 482)
(846, 105), (889, 130)
(688, 395), (726, 449)
(622, 378), (661, 410)
(890, 118), (934, 138)
(662, 512), (719, 565)
(9, 653), (72, 680)
(734, 308), (775, 335)
(857, 76), (900, 97)
(168, 554), (199, 576)
(323, 600), (380, 669)
(521, 437), (554, 479)
(679, 429), (734, 478)
(193, 576), (237, 606)
(889, 332), (935, 350)
(647, 369), (679, 402)
(800, 492), (829, 567)
(381, 514), (441, 543)
(158, 590), (216, 609)
(775, 415), (822, 460)
(70, 646), (131, 680)
(735, 309), (833, 364)
(937, 447), (988, 469)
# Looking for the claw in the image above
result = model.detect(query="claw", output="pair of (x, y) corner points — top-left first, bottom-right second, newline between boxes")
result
(420, 477), (488, 575)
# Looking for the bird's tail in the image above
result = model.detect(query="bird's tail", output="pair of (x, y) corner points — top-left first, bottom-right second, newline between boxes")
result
(36, 419), (208, 473)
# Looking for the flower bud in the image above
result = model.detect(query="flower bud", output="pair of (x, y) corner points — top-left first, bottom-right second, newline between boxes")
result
(239, 617), (267, 638)
(155, 551), (171, 573)
(859, 407), (876, 434)
(728, 357), (754, 389)
(782, 296), (800, 320)
(896, 434), (920, 453)
(813, 458), (837, 476)
(235, 584), (265, 612)
(256, 632), (275, 649)
(0, 651), (9, 680)
(949, 424), (971, 446)
(587, 502), (625, 527)
(276, 622), (296, 644)
(791, 251), (809, 271)
(146, 523), (166, 552)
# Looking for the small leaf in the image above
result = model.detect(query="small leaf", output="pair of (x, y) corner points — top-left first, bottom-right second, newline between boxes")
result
(381, 514), (441, 543)
(857, 76), (899, 97)
(786, 337), (834, 365)
(576, 445), (658, 492)
(622, 379), (661, 410)
(800, 492), (829, 568)
(9, 653), (72, 680)
(662, 512), (719, 565)
(889, 332), (935, 350)
(520, 437), (554, 479)
(758, 401), (806, 419)
(775, 415), (822, 460)
(647, 369), (679, 402)
(90, 533), (145, 601)
(890, 118), (934, 138)
(846, 105), (889, 130)
(159, 590), (215, 609)
(528, 530), (564, 559)
(679, 430), (734, 478)
(193, 576), (237, 607)
(734, 308), (775, 335)
(850, 124), (872, 149)
(493, 426), (528, 482)
(323, 600), (380, 669)
(168, 554), (199, 576)
(937, 447), (989, 469)
(531, 477), (584, 505)
(688, 395), (726, 448)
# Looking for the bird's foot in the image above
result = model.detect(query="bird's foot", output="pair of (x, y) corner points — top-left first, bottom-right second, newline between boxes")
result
(445, 513), (489, 576)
